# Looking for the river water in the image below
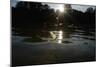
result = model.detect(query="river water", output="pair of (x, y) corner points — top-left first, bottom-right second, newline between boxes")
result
(12, 27), (96, 66)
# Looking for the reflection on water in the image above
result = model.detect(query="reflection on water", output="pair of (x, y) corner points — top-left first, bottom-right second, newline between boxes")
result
(12, 27), (96, 65)
(12, 28), (96, 65)
(50, 31), (63, 43)
(12, 27), (95, 45)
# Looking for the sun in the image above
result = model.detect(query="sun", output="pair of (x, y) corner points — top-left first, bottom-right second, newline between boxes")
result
(57, 5), (64, 12)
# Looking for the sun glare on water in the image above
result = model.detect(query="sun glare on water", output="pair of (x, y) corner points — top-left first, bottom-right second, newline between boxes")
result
(50, 31), (63, 43)
(57, 31), (63, 43)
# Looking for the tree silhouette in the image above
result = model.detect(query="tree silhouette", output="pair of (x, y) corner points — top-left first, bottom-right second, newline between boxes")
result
(12, 1), (96, 37)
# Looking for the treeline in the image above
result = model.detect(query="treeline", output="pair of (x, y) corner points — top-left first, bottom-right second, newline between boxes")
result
(12, 2), (57, 31)
(69, 8), (96, 29)
(12, 1), (96, 31)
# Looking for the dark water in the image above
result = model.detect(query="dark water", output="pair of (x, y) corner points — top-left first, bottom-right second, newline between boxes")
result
(12, 27), (96, 66)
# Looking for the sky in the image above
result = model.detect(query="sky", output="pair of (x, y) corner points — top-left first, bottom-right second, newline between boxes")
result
(11, 0), (95, 12)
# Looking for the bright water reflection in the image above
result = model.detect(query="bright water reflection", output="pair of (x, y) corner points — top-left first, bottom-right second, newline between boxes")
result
(50, 31), (63, 43)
